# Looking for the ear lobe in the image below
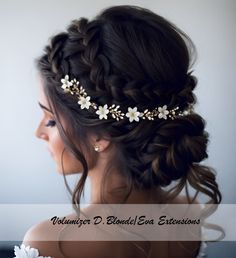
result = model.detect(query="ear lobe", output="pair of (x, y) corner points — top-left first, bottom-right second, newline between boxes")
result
(97, 139), (111, 152)
(89, 134), (111, 152)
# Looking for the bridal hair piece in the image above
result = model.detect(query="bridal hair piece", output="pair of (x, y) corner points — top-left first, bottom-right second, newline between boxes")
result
(61, 75), (194, 123)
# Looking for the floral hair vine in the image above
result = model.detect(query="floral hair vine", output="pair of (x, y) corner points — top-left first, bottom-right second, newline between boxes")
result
(61, 75), (194, 122)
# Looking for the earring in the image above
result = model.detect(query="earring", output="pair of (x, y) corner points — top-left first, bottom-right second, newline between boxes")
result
(94, 145), (101, 152)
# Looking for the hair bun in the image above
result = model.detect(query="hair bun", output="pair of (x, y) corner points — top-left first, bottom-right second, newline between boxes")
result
(174, 131), (209, 165)
(149, 114), (209, 185)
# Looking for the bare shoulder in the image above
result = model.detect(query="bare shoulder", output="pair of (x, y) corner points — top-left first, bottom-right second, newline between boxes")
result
(22, 217), (65, 258)
(22, 213), (120, 258)
(22, 213), (90, 258)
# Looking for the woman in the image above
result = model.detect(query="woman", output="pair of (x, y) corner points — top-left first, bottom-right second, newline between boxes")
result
(14, 5), (221, 258)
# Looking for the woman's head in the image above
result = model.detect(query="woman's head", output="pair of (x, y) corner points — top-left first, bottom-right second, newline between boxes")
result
(35, 5), (221, 205)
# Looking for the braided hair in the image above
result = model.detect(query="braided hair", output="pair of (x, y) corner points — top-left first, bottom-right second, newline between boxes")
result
(36, 5), (221, 209)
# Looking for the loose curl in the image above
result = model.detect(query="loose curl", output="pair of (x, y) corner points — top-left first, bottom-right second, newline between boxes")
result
(36, 4), (222, 256)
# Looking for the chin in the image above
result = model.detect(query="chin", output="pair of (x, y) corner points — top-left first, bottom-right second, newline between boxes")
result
(54, 163), (65, 175)
(56, 165), (80, 175)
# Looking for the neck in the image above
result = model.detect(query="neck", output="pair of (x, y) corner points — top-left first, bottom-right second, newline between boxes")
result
(88, 167), (164, 204)
(87, 145), (164, 204)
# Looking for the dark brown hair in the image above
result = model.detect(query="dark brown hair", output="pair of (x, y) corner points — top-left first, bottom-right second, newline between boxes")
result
(36, 5), (221, 211)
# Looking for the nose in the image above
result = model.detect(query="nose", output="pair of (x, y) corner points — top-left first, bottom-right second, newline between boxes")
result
(35, 123), (49, 141)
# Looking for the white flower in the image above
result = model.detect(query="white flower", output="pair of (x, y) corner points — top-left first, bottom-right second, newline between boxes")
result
(125, 107), (140, 122)
(158, 105), (169, 120)
(13, 244), (52, 258)
(95, 104), (109, 119)
(78, 96), (91, 109)
(61, 75), (72, 90)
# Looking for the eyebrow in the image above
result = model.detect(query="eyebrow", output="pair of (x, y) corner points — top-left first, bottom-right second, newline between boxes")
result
(38, 102), (54, 114)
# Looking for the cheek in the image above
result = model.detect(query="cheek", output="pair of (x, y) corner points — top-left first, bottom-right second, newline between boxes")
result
(51, 132), (83, 174)
(50, 131), (65, 159)
(63, 151), (84, 174)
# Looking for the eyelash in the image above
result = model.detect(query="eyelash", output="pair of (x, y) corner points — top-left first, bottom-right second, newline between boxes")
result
(45, 119), (56, 127)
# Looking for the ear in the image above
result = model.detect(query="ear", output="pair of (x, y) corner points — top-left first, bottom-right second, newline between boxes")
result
(89, 134), (111, 152)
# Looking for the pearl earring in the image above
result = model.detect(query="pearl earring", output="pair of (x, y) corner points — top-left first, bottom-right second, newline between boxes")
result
(94, 145), (101, 152)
